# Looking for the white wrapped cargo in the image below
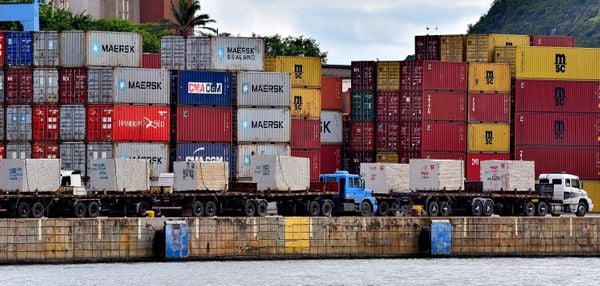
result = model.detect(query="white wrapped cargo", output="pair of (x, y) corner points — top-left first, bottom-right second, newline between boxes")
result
(88, 159), (150, 192)
(0, 159), (61, 192)
(173, 161), (229, 191)
(360, 163), (410, 194)
(409, 159), (464, 191)
(251, 155), (310, 191)
(481, 160), (535, 192)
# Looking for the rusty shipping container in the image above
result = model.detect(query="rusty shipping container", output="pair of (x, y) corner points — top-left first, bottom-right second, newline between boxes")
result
(32, 105), (60, 141)
(59, 68), (87, 104)
(320, 111), (343, 144)
(321, 76), (343, 111)
(235, 71), (290, 107)
(415, 35), (441, 61)
(515, 146), (599, 180)
(175, 106), (232, 142)
(514, 113), (599, 146)
(6, 106), (32, 142)
(320, 144), (342, 174)
(376, 121), (399, 152)
(377, 61), (401, 91)
(291, 149), (321, 181)
(514, 80), (600, 113)
(237, 108), (290, 143)
(376, 90), (400, 122)
(466, 34), (530, 62)
(6, 143), (31, 159)
(400, 121), (466, 152)
(113, 105), (170, 142)
(33, 31), (59, 67)
(401, 61), (467, 91)
(265, 56), (321, 88)
(290, 88), (321, 119)
(33, 68), (59, 103)
(466, 153), (510, 182)
(186, 37), (264, 71)
(291, 119), (320, 149)
(113, 68), (170, 104)
(141, 53), (160, 68)
(350, 121), (375, 152)
(32, 142), (59, 159)
(401, 91), (466, 122)
(60, 31), (142, 67)
(87, 67), (114, 103)
(467, 123), (510, 153)
(440, 35), (465, 62)
(468, 93), (510, 123)
(5, 67), (33, 105)
(531, 35), (575, 47)
(351, 61), (376, 91)
(467, 63), (511, 93)
(235, 143), (290, 180)
(160, 36), (186, 70)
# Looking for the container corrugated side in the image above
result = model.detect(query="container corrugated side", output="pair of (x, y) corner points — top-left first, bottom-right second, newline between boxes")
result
(237, 108), (290, 142)
(265, 56), (321, 88)
(235, 71), (290, 107)
(59, 67), (87, 104)
(401, 90), (466, 122)
(514, 47), (600, 80)
(60, 31), (85, 67)
(176, 106), (232, 142)
(440, 35), (465, 62)
(0, 32), (4, 67)
(291, 149), (321, 181)
(113, 68), (169, 104)
(59, 142), (86, 174)
(235, 143), (290, 179)
(415, 35), (441, 61)
(174, 142), (235, 177)
(376, 91), (400, 121)
(351, 61), (376, 91)
(59, 105), (86, 141)
(467, 34), (529, 62)
(584, 180), (600, 212)
(87, 67), (114, 103)
(33, 31), (59, 67)
(514, 113), (599, 146)
(320, 144), (341, 174)
(531, 35), (575, 47)
(160, 36), (186, 70)
(5, 67), (33, 104)
(345, 151), (375, 175)
(468, 93), (510, 123)
(291, 119), (320, 149)
(33, 68), (59, 103)
(351, 90), (375, 121)
(113, 105), (170, 142)
(376, 121), (399, 152)
(0, 107), (4, 140)
(6, 32), (33, 66)
(514, 80), (600, 113)
(86, 105), (114, 142)
(32, 142), (59, 159)
(6, 143), (32, 159)
(32, 105), (60, 141)
(0, 70), (4, 104)
(291, 88), (321, 119)
(114, 142), (169, 177)
(515, 146), (599, 180)
(376, 61), (401, 91)
(6, 106), (32, 142)
(185, 37), (211, 70)
(467, 123), (510, 152)
(320, 111), (342, 144)
(467, 63), (511, 93)
(350, 121), (375, 152)
(141, 53), (160, 68)
(211, 37), (264, 71)
(321, 76), (343, 111)
(400, 121), (466, 153)
(493, 46), (517, 77)
(401, 61), (467, 91)
(85, 31), (141, 67)
(177, 70), (232, 106)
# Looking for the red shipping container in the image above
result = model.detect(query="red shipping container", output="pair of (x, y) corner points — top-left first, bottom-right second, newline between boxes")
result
(465, 153), (511, 182)
(113, 105), (170, 142)
(32, 105), (60, 141)
(345, 151), (374, 174)
(401, 90), (466, 122)
(86, 105), (114, 142)
(514, 80), (600, 113)
(376, 91), (400, 121)
(350, 121), (375, 152)
(401, 61), (467, 92)
(376, 121), (399, 152)
(0, 32), (4, 67)
(176, 106), (231, 142)
(321, 76), (343, 111)
(514, 113), (599, 146)
(400, 121), (466, 152)
(291, 148), (321, 181)
(415, 35), (441, 61)
(530, 35), (575, 47)
(400, 151), (466, 164)
(468, 93), (510, 123)
(142, 53), (161, 69)
(351, 61), (376, 91)
(59, 68), (87, 104)
(320, 144), (342, 174)
(515, 146), (599, 180)
(5, 67), (33, 104)
(291, 119), (320, 149)
(0, 144), (5, 159)
(32, 142), (59, 159)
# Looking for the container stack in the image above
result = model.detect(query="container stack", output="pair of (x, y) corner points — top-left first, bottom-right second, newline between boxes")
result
(347, 61), (376, 173)
(375, 61), (400, 163)
(466, 34), (530, 63)
(320, 76), (343, 174)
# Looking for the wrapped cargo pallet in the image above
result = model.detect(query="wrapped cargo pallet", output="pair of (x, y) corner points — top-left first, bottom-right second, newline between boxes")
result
(481, 160), (535, 192)
(88, 159), (150, 192)
(360, 163), (409, 194)
(409, 159), (464, 191)
(173, 161), (228, 191)
(251, 155), (310, 191)
(0, 159), (60, 192)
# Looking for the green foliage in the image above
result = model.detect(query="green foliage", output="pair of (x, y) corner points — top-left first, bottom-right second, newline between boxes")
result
(165, 0), (216, 37)
(263, 34), (328, 63)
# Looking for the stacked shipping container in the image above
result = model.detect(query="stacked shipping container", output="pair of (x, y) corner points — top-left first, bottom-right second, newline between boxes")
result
(347, 61), (376, 173)
(320, 76), (343, 174)
(375, 61), (401, 163)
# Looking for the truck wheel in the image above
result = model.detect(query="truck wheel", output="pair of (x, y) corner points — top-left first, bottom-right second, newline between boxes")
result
(427, 201), (439, 217)
(308, 201), (320, 216)
(137, 201), (150, 216)
(378, 201), (390, 216)
(321, 200), (333, 217)
(16, 202), (31, 218)
(31, 202), (45, 218)
(536, 202), (548, 217)
(524, 202), (535, 217)
(73, 202), (87, 218)
(575, 201), (587, 217)
(471, 200), (482, 216)
(482, 200), (494, 217)
(192, 200), (204, 217)
(359, 201), (372, 217)
(390, 201), (404, 217)
(244, 200), (256, 217)
(87, 202), (101, 218)
(439, 201), (450, 216)
(204, 200), (218, 217)
(256, 201), (268, 217)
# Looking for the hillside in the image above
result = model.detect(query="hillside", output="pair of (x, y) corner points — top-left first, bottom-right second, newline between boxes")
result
(468, 0), (600, 47)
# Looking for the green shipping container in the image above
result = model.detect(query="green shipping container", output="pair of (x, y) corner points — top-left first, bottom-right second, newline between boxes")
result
(351, 91), (375, 121)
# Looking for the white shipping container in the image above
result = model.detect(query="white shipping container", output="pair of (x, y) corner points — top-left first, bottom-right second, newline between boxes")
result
(85, 31), (141, 67)
(173, 161), (229, 191)
(186, 37), (264, 71)
(33, 31), (59, 67)
(236, 143), (290, 179)
(88, 159), (151, 192)
(160, 36), (186, 70)
(60, 31), (85, 67)
(0, 159), (60, 192)
(251, 155), (310, 191)
(320, 111), (343, 144)
(113, 68), (169, 104)
(360, 163), (410, 194)
(237, 108), (290, 142)
(33, 68), (59, 103)
(236, 71), (290, 107)
(113, 143), (169, 177)
(409, 159), (464, 191)
(481, 160), (535, 192)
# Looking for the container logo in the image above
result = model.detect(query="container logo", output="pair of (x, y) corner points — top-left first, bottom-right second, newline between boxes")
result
(91, 40), (102, 56)
(241, 119), (284, 129)
(244, 83), (285, 94)
(221, 46), (257, 61)
(554, 120), (565, 139)
(241, 82), (250, 95)
(91, 40), (136, 56)
(184, 147), (226, 162)
(294, 64), (303, 79)
(188, 82), (223, 95)
(555, 54), (566, 73)
(242, 155), (251, 168)
(293, 96), (303, 110)
(118, 79), (163, 92)
(126, 155), (164, 164)
(554, 87), (566, 106)
(217, 47), (225, 60)
(321, 120), (331, 134)
(485, 70), (494, 85)
(485, 131), (494, 145)
(118, 117), (166, 129)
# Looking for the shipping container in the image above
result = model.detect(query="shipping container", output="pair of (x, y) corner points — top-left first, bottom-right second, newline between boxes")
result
(291, 119), (320, 149)
(59, 67), (87, 104)
(113, 68), (170, 104)
(351, 61), (376, 91)
(86, 105), (113, 142)
(493, 46), (517, 76)
(61, 31), (142, 67)
(376, 61), (401, 91)
(174, 142), (232, 162)
(186, 37), (264, 71)
(345, 151), (375, 174)
(5, 31), (33, 66)
(531, 35), (575, 47)
(33, 31), (59, 67)
(59, 31), (85, 67)
(237, 108), (290, 143)
(235, 143), (290, 179)
(351, 90), (375, 121)
(513, 47), (598, 80)
(235, 71), (290, 107)
(440, 35), (465, 62)
(265, 56), (321, 88)
(6, 143), (31, 159)
(87, 67), (113, 103)
(466, 34), (529, 62)
(113, 105), (170, 142)
(32, 142), (59, 159)
(141, 53), (160, 68)
(342, 89), (351, 115)
(350, 121), (375, 152)
(0, 107), (4, 140)
(514, 80), (600, 113)
(0, 32), (4, 67)
(86, 142), (113, 175)
(514, 113), (599, 146)
(467, 63), (510, 93)
(0, 70), (4, 104)
(401, 91), (466, 122)
(399, 151), (467, 164)
(401, 61), (467, 91)
(514, 146), (599, 180)
(175, 106), (232, 142)
(376, 152), (399, 163)
(5, 67), (33, 104)
(33, 68), (59, 103)
(32, 105), (60, 141)
(465, 153), (510, 182)
(583, 180), (600, 212)
(160, 36), (186, 70)
(290, 88), (321, 119)
(6, 106), (32, 142)
(59, 142), (86, 174)
(415, 35), (441, 61)
(177, 70), (232, 106)
(376, 90), (400, 121)
(468, 93), (510, 123)
(400, 121), (466, 152)
(376, 121), (399, 152)
(321, 76), (343, 110)
(467, 123), (510, 152)
(114, 142), (169, 177)
(291, 149), (321, 181)
(320, 144), (342, 174)
(59, 105), (86, 141)
(320, 110), (343, 144)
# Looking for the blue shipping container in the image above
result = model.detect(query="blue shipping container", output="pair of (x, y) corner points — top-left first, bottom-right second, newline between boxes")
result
(177, 70), (232, 106)
(175, 142), (235, 177)
(6, 32), (33, 66)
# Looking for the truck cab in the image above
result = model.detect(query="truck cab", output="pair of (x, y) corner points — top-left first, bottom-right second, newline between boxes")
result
(319, 171), (378, 216)
(538, 173), (593, 216)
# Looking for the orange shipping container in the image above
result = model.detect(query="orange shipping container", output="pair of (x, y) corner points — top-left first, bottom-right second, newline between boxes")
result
(265, 56), (321, 88)
(440, 35), (465, 62)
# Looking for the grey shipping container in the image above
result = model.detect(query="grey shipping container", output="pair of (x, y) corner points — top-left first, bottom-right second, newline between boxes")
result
(6, 106), (32, 142)
(160, 36), (186, 70)
(60, 142), (86, 174)
(6, 143), (32, 159)
(113, 143), (169, 177)
(60, 31), (85, 67)
(320, 111), (343, 144)
(236, 143), (290, 179)
(60, 105), (86, 141)
(33, 31), (59, 67)
(33, 68), (59, 103)
(186, 37), (264, 71)
(237, 108), (290, 142)
(87, 67), (114, 103)
(60, 31), (142, 67)
(113, 68), (170, 104)
(185, 37), (211, 70)
(0, 70), (4, 104)
(236, 71), (290, 107)
(86, 143), (113, 174)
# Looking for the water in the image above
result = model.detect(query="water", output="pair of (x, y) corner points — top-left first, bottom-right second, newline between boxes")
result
(1, 258), (598, 286)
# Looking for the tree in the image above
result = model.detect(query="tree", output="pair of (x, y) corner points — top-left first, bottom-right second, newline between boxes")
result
(164, 0), (216, 37)
(264, 34), (328, 63)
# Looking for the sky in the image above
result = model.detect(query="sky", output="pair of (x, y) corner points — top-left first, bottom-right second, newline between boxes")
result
(202, 0), (494, 64)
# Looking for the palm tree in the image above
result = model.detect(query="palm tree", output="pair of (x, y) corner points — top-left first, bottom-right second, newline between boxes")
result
(165, 0), (216, 37)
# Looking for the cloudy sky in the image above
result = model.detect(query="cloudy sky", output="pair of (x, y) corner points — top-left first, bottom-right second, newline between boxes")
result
(202, 0), (494, 64)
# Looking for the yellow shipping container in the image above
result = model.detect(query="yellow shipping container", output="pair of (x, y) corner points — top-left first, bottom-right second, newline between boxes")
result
(466, 34), (530, 62)
(376, 152), (399, 163)
(494, 46), (517, 77)
(583, 180), (600, 212)
(468, 63), (511, 93)
(376, 61), (401, 91)
(265, 56), (322, 88)
(440, 35), (465, 62)
(291, 88), (321, 119)
(513, 46), (600, 80)
(467, 123), (510, 152)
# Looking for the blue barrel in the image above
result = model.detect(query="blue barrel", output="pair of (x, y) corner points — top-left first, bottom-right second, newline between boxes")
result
(165, 221), (188, 260)
(6, 32), (33, 66)
(430, 220), (452, 255)
(177, 70), (232, 106)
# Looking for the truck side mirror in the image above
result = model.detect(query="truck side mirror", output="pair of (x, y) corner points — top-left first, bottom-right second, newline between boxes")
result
(361, 179), (365, 189)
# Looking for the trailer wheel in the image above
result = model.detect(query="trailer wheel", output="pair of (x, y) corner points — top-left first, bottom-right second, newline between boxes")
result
(321, 200), (333, 217)
(439, 201), (450, 217)
(482, 200), (494, 217)
(390, 201), (404, 217)
(137, 201), (150, 216)
(204, 200), (218, 217)
(191, 200), (204, 217)
(16, 202), (31, 218)
(575, 201), (587, 217)
(427, 201), (439, 217)
(308, 201), (320, 216)
(87, 202), (101, 218)
(471, 200), (482, 216)
(31, 202), (45, 218)
(359, 201), (372, 217)
(244, 200), (256, 217)
(524, 202), (535, 217)
(256, 200), (268, 217)
(536, 202), (548, 217)
(73, 202), (87, 218)
(378, 201), (390, 216)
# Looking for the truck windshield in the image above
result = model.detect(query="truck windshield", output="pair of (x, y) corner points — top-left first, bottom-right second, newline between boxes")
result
(353, 177), (362, 188)
(572, 179), (580, 189)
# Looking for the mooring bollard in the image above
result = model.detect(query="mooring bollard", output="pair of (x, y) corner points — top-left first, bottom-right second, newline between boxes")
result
(164, 220), (189, 261)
